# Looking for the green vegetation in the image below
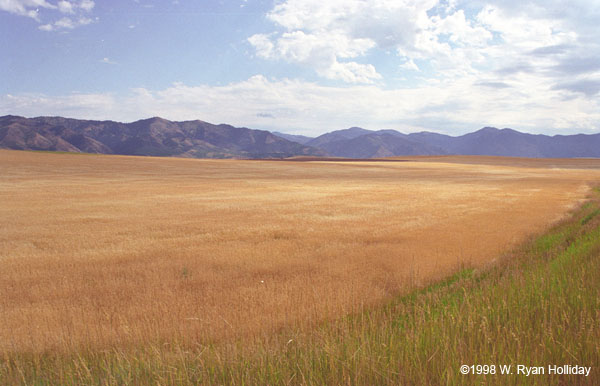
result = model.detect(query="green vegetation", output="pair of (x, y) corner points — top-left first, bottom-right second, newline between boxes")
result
(581, 208), (600, 225)
(3, 191), (599, 385)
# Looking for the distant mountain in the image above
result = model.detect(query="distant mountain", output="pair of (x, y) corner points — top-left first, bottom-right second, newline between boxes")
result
(306, 127), (373, 148)
(309, 132), (446, 158)
(302, 127), (436, 158)
(446, 127), (600, 158)
(405, 131), (455, 149)
(299, 126), (600, 158)
(3, 115), (599, 159)
(0, 115), (323, 159)
(272, 132), (314, 145)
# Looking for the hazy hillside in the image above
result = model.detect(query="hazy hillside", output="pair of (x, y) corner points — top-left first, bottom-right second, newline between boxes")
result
(282, 126), (600, 158)
(272, 132), (314, 145)
(306, 127), (373, 148)
(0, 115), (323, 159)
(310, 132), (446, 158)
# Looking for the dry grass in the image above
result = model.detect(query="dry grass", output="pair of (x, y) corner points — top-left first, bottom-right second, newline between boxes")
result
(1, 150), (599, 354)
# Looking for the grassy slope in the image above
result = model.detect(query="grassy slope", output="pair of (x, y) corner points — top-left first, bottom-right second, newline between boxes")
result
(2, 191), (599, 385)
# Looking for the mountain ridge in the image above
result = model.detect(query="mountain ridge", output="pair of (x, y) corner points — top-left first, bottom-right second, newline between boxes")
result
(275, 126), (600, 159)
(2, 115), (600, 159)
(0, 115), (323, 159)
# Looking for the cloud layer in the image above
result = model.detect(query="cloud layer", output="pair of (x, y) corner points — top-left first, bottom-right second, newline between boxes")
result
(247, 0), (600, 101)
(2, 73), (598, 136)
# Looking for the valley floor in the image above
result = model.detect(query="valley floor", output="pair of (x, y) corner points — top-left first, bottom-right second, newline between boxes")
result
(1, 150), (599, 384)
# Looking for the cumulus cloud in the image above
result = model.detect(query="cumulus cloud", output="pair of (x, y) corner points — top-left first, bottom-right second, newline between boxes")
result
(475, 2), (600, 103)
(39, 15), (93, 31)
(0, 0), (56, 20)
(247, 0), (600, 130)
(249, 29), (380, 83)
(250, 29), (380, 83)
(79, 0), (93, 11)
(57, 0), (73, 13)
(249, 0), (498, 83)
(0, 0), (95, 30)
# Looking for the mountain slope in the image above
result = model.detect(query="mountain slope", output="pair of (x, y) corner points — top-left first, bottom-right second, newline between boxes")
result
(0, 115), (323, 159)
(306, 127), (373, 148)
(3, 115), (599, 159)
(304, 126), (600, 158)
(272, 132), (314, 145)
(449, 127), (545, 157)
(447, 127), (600, 158)
(314, 132), (446, 158)
(303, 127), (438, 158)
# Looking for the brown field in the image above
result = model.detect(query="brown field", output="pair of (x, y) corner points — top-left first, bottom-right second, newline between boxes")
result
(1, 149), (600, 354)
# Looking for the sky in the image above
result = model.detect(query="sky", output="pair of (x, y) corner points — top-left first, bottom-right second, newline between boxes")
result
(1, 0), (599, 136)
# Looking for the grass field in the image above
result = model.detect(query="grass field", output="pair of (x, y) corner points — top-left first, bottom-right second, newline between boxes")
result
(1, 150), (599, 384)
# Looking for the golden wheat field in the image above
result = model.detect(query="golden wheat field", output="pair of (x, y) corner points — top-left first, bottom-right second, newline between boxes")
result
(1, 149), (600, 354)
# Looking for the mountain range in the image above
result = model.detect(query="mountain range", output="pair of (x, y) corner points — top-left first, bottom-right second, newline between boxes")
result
(1, 115), (599, 159)
(277, 126), (600, 159)
(0, 115), (322, 159)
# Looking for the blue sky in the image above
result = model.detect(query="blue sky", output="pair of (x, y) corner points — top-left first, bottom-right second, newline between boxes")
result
(1, 0), (599, 136)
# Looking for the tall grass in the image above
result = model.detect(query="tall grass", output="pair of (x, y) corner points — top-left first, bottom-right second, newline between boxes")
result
(2, 189), (599, 384)
(4, 149), (596, 355)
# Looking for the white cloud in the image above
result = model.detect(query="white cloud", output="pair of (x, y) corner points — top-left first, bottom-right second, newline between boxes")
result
(79, 0), (93, 12)
(38, 15), (93, 31)
(247, 34), (274, 58)
(476, 5), (571, 50)
(54, 16), (74, 27)
(249, 0), (498, 83)
(2, 75), (598, 135)
(1, 92), (116, 118)
(472, 3), (600, 103)
(324, 61), (381, 84)
(249, 0), (600, 121)
(399, 58), (419, 72)
(250, 30), (379, 83)
(0, 0), (95, 30)
(101, 57), (117, 65)
(57, 0), (72, 13)
(250, 0), (445, 83)
(0, 0), (56, 20)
